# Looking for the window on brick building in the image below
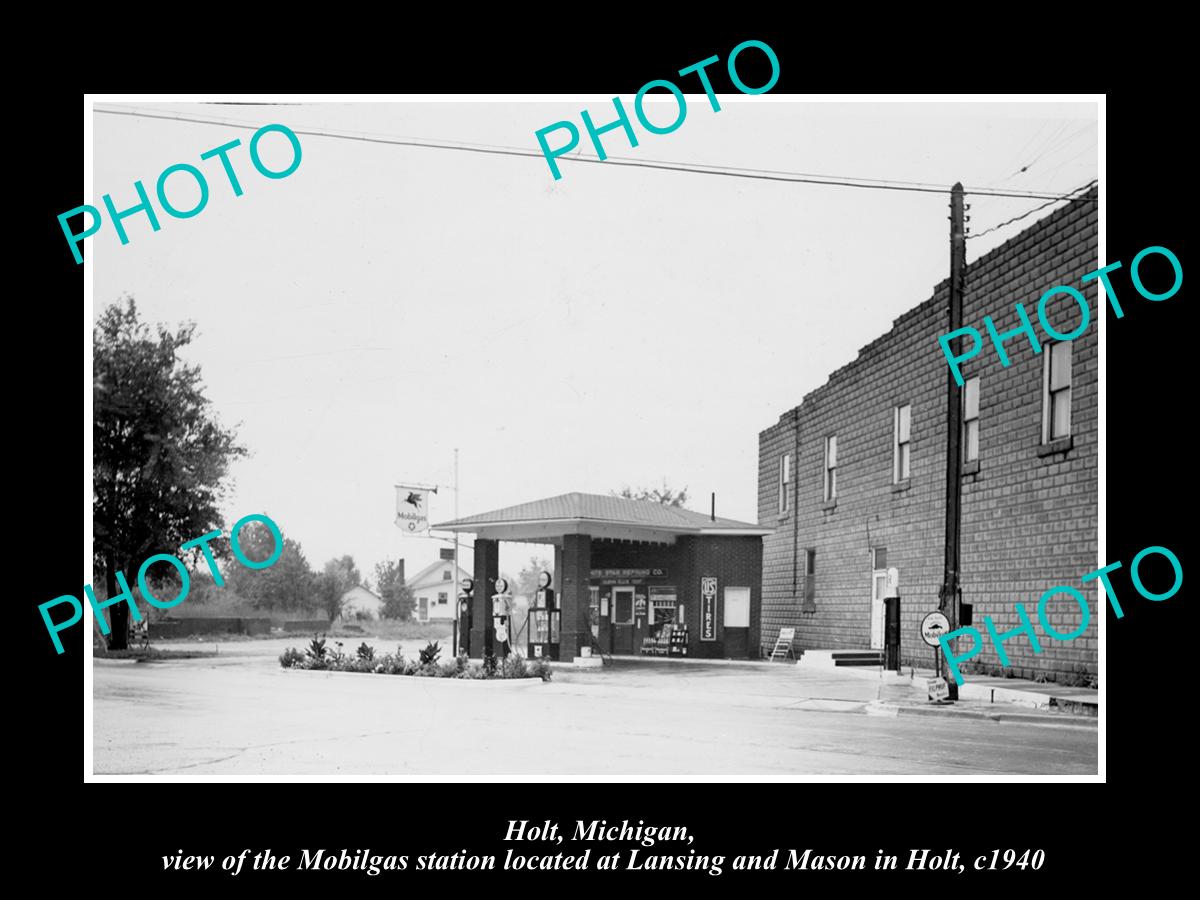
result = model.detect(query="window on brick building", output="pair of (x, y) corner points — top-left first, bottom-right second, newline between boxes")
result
(893, 405), (911, 482)
(963, 376), (980, 463)
(778, 453), (791, 515)
(823, 435), (837, 501)
(1042, 341), (1072, 442)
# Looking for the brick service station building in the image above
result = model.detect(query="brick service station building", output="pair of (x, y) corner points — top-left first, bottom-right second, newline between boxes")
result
(758, 191), (1098, 681)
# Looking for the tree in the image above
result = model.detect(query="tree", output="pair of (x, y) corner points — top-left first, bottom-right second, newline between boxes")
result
(323, 555), (361, 593)
(314, 555), (361, 622)
(228, 523), (315, 613)
(513, 556), (553, 599)
(93, 297), (247, 649)
(613, 479), (689, 508)
(375, 558), (416, 620)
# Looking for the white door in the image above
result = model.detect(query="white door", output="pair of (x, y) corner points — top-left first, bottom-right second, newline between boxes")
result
(869, 572), (886, 649)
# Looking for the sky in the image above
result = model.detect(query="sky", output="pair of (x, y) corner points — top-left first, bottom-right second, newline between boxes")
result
(91, 98), (1098, 582)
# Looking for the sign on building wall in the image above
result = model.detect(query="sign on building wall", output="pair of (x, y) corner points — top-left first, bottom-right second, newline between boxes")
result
(590, 568), (669, 584)
(700, 576), (718, 641)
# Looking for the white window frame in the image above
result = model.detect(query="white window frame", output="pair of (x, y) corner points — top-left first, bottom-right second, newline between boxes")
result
(893, 404), (911, 483)
(962, 376), (981, 463)
(823, 435), (838, 501)
(1042, 341), (1072, 442)
(437, 592), (447, 605)
(778, 453), (791, 514)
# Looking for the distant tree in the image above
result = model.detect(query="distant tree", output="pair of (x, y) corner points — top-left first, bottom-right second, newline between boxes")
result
(229, 522), (315, 613)
(375, 558), (416, 620)
(93, 297), (247, 649)
(323, 555), (361, 592)
(314, 555), (361, 621)
(613, 479), (689, 508)
(312, 571), (346, 623)
(514, 556), (553, 599)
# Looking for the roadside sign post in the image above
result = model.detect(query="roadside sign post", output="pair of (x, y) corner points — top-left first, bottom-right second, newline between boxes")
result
(920, 611), (952, 703)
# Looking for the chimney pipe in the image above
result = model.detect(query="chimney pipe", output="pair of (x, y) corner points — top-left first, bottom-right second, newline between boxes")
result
(711, 492), (716, 522)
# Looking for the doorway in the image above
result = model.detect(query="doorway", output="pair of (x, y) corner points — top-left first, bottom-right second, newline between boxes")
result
(611, 586), (636, 654)
(870, 548), (886, 650)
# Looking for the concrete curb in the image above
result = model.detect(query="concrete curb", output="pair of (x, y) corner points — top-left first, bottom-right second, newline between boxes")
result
(281, 668), (547, 688)
(866, 700), (1097, 730)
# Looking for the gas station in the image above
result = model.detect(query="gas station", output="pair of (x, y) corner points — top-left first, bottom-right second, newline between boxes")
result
(434, 492), (769, 664)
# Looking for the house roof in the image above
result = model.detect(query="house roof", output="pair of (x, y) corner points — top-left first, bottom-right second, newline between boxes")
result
(340, 584), (382, 602)
(406, 559), (472, 589)
(433, 492), (770, 543)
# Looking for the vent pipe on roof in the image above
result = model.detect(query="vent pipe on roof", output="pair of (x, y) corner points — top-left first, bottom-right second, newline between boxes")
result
(711, 492), (716, 522)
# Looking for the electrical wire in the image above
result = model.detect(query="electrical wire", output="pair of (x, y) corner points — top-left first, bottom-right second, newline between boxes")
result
(94, 105), (1093, 202)
(967, 180), (1097, 240)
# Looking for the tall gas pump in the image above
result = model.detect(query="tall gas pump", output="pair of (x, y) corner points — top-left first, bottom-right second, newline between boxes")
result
(491, 577), (512, 658)
(457, 577), (474, 657)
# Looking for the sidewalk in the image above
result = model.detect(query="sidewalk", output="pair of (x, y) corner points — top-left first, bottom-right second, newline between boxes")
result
(820, 663), (1098, 727)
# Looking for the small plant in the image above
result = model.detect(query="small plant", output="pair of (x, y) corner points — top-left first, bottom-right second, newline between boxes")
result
(419, 641), (442, 666)
(483, 650), (497, 675)
(500, 653), (529, 680)
(306, 634), (327, 660)
(329, 641), (347, 665)
(356, 642), (375, 661)
(279, 647), (304, 668)
(529, 656), (554, 682)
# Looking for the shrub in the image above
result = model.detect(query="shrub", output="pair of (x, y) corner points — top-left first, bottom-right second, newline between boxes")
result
(279, 647), (304, 668)
(529, 656), (553, 682)
(419, 641), (442, 666)
(500, 654), (529, 680)
(306, 634), (327, 661)
(356, 642), (375, 661)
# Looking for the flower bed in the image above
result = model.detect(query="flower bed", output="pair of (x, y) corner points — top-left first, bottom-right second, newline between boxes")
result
(279, 637), (552, 682)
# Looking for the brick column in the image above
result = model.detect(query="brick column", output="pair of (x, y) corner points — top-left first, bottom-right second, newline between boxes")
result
(470, 538), (499, 661)
(559, 533), (592, 660)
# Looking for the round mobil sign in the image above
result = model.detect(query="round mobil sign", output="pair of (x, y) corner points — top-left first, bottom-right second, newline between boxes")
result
(920, 611), (951, 646)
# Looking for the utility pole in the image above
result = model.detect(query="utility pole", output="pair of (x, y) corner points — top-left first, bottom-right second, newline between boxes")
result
(452, 447), (460, 655)
(940, 182), (966, 700)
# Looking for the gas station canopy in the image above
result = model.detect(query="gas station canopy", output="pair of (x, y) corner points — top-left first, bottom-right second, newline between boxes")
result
(433, 492), (772, 545)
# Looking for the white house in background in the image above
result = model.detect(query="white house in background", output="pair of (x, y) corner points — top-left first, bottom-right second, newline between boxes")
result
(407, 558), (472, 622)
(341, 584), (384, 620)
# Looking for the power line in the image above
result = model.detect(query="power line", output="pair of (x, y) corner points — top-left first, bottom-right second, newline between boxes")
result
(968, 180), (1097, 240)
(94, 105), (1094, 202)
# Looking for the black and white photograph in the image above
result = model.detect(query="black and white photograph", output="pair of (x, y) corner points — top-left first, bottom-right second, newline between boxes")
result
(76, 93), (1111, 781)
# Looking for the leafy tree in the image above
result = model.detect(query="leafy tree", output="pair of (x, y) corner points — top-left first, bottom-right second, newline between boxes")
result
(323, 555), (361, 593)
(228, 522), (315, 613)
(93, 297), (246, 650)
(613, 479), (689, 508)
(375, 558), (416, 620)
(312, 571), (346, 623)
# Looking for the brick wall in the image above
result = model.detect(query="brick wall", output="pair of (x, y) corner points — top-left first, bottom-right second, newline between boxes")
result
(758, 192), (1098, 680)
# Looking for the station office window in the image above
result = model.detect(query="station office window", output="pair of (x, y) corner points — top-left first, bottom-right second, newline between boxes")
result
(1043, 341), (1072, 442)
(963, 376), (980, 462)
(823, 435), (838, 501)
(779, 453), (792, 514)
(893, 404), (911, 482)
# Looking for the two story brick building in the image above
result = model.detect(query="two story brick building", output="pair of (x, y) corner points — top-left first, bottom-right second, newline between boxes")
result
(758, 191), (1098, 681)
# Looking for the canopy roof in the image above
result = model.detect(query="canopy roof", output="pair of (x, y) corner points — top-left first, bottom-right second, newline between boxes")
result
(433, 492), (771, 544)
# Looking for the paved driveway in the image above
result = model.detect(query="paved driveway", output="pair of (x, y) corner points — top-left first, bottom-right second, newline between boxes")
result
(92, 647), (1097, 777)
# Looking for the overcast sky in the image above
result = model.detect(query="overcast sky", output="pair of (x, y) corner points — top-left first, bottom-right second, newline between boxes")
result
(92, 98), (1097, 581)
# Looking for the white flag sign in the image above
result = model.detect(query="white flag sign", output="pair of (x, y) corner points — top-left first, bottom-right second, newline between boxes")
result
(395, 485), (430, 533)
